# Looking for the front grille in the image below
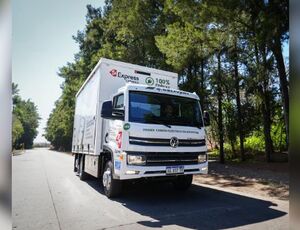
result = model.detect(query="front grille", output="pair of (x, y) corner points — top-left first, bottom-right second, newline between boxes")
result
(127, 152), (205, 166)
(129, 136), (206, 147)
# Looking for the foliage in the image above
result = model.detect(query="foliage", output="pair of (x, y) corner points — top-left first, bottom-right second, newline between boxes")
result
(271, 122), (287, 151)
(12, 83), (40, 149)
(12, 115), (24, 146)
(244, 131), (265, 152)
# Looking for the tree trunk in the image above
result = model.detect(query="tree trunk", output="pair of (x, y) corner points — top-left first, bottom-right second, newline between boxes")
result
(272, 36), (289, 149)
(200, 59), (205, 112)
(261, 90), (274, 162)
(217, 52), (225, 164)
(261, 47), (274, 162)
(230, 139), (236, 158)
(187, 64), (192, 82)
(233, 42), (245, 161)
(224, 79), (237, 159)
(254, 43), (274, 162)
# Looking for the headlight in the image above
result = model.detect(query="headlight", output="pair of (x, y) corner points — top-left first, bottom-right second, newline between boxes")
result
(198, 154), (207, 163)
(127, 154), (146, 165)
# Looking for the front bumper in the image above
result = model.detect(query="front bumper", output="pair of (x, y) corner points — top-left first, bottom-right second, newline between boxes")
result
(116, 161), (208, 180)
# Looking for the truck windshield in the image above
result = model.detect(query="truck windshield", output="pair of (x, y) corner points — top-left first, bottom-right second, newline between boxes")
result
(129, 91), (203, 127)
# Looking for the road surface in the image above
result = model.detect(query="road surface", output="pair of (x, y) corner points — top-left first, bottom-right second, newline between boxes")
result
(13, 149), (288, 230)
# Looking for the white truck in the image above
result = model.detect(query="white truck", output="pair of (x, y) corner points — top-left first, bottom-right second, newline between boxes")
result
(72, 58), (209, 197)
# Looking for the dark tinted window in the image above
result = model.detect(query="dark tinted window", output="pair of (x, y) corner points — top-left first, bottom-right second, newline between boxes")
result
(129, 91), (203, 127)
(113, 94), (124, 109)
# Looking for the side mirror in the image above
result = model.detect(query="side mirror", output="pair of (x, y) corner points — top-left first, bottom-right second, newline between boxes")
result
(203, 111), (210, 126)
(101, 101), (112, 119)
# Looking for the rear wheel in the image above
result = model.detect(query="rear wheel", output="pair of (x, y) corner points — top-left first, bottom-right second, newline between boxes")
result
(102, 161), (122, 198)
(79, 155), (88, 181)
(73, 154), (77, 172)
(173, 175), (193, 191)
(75, 154), (80, 176)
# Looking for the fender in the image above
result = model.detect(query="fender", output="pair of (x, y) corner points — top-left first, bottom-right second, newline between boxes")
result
(102, 145), (120, 179)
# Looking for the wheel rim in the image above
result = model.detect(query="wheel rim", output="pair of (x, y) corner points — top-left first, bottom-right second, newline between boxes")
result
(103, 167), (112, 191)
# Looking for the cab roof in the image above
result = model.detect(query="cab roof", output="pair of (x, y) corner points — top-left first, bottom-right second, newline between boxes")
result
(118, 84), (199, 100)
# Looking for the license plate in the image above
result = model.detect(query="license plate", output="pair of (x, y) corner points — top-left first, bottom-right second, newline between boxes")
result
(166, 166), (184, 174)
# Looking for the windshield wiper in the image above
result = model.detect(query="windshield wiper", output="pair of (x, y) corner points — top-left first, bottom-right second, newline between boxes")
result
(195, 122), (203, 129)
(146, 114), (172, 128)
(163, 119), (203, 128)
(151, 120), (171, 128)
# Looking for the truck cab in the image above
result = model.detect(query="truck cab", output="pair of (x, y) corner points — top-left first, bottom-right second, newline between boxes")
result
(100, 84), (208, 196)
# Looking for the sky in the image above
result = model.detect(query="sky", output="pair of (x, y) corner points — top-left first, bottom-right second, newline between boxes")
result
(13, 0), (105, 143)
(13, 1), (289, 143)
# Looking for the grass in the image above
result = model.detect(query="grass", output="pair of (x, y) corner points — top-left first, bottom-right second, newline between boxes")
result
(208, 148), (288, 163)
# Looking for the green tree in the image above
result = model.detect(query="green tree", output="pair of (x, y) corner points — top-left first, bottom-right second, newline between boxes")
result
(45, 2), (170, 150)
(12, 115), (24, 148)
(12, 83), (40, 149)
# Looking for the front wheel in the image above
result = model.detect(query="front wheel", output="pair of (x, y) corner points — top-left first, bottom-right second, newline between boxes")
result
(102, 161), (122, 198)
(173, 175), (193, 191)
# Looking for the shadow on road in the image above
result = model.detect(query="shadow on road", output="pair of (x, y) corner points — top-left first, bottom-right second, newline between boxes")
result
(86, 179), (286, 229)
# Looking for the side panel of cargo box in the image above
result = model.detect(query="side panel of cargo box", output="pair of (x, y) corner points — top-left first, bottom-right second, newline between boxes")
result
(72, 69), (100, 155)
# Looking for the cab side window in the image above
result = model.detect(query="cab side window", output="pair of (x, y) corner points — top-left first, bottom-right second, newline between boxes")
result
(113, 94), (124, 109)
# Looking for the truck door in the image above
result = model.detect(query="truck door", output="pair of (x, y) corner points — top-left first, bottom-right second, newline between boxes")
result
(102, 93), (124, 150)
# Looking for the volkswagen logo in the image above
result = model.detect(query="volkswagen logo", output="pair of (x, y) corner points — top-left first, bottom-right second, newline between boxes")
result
(170, 137), (179, 148)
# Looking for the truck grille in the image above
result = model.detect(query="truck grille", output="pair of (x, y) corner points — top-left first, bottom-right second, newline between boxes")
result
(128, 152), (204, 166)
(129, 136), (206, 147)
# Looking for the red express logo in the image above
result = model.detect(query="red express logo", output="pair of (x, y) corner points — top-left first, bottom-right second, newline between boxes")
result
(108, 69), (140, 83)
(109, 69), (117, 77)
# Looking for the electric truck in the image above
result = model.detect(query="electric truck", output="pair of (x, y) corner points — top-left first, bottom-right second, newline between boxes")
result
(72, 58), (209, 197)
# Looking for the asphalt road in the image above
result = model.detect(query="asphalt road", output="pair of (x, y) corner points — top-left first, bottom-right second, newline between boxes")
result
(12, 149), (288, 230)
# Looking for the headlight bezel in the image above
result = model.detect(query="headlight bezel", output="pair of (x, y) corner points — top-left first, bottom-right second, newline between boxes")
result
(127, 154), (146, 165)
(198, 153), (207, 163)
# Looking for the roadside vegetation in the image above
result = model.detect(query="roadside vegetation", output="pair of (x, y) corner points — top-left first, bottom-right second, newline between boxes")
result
(45, 0), (288, 163)
(12, 83), (40, 150)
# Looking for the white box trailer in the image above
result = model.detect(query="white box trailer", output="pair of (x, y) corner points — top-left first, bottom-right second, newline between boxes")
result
(72, 58), (209, 197)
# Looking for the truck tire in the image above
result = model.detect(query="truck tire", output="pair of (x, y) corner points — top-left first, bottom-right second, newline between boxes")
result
(75, 154), (80, 176)
(173, 175), (193, 191)
(102, 161), (122, 198)
(74, 154), (79, 173)
(79, 155), (89, 181)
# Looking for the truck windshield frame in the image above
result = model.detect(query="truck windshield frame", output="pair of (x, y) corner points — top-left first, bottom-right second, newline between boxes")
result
(128, 91), (203, 128)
